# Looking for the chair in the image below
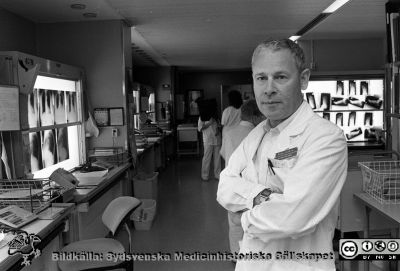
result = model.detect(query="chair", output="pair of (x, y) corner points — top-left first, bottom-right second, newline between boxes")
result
(58, 196), (141, 271)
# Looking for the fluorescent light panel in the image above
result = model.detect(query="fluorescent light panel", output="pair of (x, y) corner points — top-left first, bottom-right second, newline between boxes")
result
(289, 36), (301, 41)
(322, 0), (351, 13)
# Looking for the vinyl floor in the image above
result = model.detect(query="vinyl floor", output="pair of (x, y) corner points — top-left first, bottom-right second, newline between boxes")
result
(132, 156), (234, 271)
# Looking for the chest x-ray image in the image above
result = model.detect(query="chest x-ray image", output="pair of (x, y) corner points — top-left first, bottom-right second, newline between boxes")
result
(42, 129), (57, 168)
(56, 127), (69, 162)
(66, 92), (77, 123)
(54, 90), (66, 124)
(39, 89), (54, 127)
(29, 132), (43, 172)
(28, 89), (39, 128)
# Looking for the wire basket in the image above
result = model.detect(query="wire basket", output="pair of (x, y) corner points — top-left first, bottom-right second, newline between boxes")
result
(88, 147), (130, 166)
(0, 179), (68, 214)
(358, 161), (400, 204)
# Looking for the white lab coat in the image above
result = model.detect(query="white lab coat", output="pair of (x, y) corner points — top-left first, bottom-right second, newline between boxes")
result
(221, 106), (241, 138)
(198, 118), (221, 180)
(220, 121), (254, 162)
(217, 102), (348, 271)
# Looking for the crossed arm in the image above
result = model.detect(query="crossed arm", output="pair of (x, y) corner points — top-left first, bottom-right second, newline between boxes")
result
(217, 128), (347, 242)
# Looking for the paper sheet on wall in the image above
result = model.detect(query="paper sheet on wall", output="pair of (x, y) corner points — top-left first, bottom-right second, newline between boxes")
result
(0, 86), (19, 131)
(109, 108), (124, 125)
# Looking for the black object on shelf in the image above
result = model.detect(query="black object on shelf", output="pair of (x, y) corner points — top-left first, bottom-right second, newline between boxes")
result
(364, 128), (378, 141)
(306, 93), (316, 109)
(348, 111), (356, 126)
(346, 127), (362, 140)
(332, 97), (349, 106)
(336, 81), (344, 95)
(349, 80), (356, 95)
(348, 97), (365, 108)
(360, 81), (369, 95)
(365, 96), (383, 109)
(319, 93), (331, 111)
(336, 113), (343, 126)
(364, 112), (373, 126)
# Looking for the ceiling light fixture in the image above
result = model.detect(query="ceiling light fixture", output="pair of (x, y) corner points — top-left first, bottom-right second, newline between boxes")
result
(83, 12), (97, 18)
(71, 3), (86, 10)
(322, 0), (351, 13)
(288, 0), (351, 41)
(289, 36), (301, 42)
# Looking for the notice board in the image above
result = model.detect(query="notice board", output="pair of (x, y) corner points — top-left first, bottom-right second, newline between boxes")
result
(0, 85), (20, 131)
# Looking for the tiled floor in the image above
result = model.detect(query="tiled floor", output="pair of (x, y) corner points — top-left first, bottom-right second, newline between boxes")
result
(132, 157), (234, 271)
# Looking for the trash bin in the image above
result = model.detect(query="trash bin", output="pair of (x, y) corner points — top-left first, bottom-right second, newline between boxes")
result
(133, 171), (158, 200)
(131, 199), (157, 230)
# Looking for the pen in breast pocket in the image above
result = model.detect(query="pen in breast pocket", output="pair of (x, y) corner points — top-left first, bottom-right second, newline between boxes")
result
(267, 159), (275, 175)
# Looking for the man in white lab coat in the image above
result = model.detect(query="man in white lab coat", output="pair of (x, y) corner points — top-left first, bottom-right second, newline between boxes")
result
(217, 38), (347, 271)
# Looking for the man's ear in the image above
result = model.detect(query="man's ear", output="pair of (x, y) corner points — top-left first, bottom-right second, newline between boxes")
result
(300, 69), (311, 90)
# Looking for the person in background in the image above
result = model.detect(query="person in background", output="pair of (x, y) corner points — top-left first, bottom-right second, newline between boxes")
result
(198, 101), (221, 181)
(220, 99), (265, 257)
(221, 90), (243, 136)
(217, 38), (347, 270)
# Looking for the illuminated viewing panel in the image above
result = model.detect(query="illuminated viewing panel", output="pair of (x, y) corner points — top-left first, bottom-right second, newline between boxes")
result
(28, 75), (82, 178)
(303, 79), (384, 142)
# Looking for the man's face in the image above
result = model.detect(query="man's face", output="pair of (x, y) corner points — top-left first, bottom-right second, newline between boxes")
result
(252, 48), (310, 127)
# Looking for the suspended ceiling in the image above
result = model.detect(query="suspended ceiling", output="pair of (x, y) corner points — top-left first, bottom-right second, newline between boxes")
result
(0, 0), (387, 70)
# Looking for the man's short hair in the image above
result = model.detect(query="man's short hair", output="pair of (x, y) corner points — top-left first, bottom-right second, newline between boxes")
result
(241, 99), (263, 122)
(251, 38), (306, 73)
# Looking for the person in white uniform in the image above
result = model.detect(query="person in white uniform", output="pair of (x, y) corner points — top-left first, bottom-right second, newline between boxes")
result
(220, 99), (265, 256)
(198, 116), (221, 181)
(221, 90), (242, 136)
(217, 38), (348, 271)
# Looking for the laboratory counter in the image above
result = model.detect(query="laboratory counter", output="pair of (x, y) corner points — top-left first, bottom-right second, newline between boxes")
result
(136, 131), (174, 173)
(0, 203), (75, 271)
(73, 162), (131, 204)
(70, 162), (132, 241)
(0, 162), (133, 270)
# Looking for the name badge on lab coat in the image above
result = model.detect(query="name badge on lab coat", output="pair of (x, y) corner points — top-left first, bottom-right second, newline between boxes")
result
(270, 147), (298, 168)
(274, 147), (298, 160)
(270, 157), (297, 168)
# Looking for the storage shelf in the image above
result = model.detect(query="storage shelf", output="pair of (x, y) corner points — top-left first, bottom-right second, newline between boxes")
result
(387, 113), (400, 119)
(347, 141), (385, 149)
(22, 121), (82, 133)
(314, 109), (383, 113)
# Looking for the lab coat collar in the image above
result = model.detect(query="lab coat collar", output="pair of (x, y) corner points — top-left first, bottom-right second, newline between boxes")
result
(248, 101), (315, 161)
(263, 101), (312, 135)
(280, 100), (314, 137)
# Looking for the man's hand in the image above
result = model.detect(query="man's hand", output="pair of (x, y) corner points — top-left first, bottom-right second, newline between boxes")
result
(253, 194), (263, 207)
(253, 189), (272, 207)
(232, 211), (243, 225)
(200, 119), (214, 131)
